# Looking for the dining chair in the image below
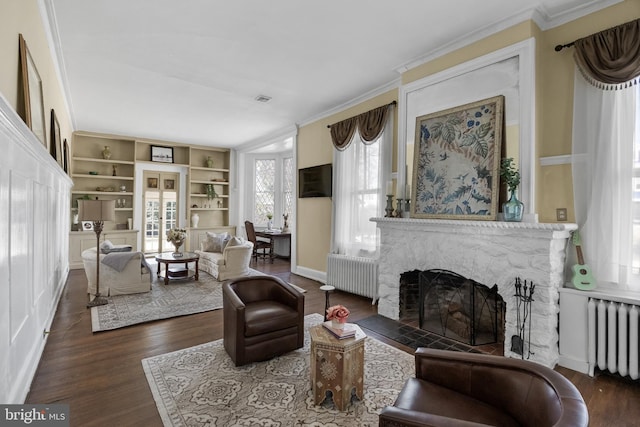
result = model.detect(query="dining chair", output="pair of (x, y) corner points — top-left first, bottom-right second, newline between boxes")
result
(244, 220), (272, 261)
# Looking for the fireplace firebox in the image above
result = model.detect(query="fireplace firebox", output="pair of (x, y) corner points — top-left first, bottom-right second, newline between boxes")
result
(408, 269), (504, 346)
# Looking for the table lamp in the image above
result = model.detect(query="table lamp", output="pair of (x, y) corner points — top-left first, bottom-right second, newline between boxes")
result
(78, 199), (116, 308)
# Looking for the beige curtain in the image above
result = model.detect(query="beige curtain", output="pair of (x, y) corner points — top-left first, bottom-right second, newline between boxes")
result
(329, 102), (394, 150)
(574, 18), (640, 89)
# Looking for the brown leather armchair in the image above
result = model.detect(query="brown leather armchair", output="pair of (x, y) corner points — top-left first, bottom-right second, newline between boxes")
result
(380, 348), (588, 427)
(223, 275), (304, 366)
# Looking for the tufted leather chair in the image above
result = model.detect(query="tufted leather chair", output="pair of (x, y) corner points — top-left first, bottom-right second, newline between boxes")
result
(380, 348), (588, 427)
(223, 275), (304, 366)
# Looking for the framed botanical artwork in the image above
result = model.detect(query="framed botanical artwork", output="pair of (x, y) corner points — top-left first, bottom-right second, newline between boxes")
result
(50, 109), (63, 168)
(151, 145), (174, 163)
(411, 95), (504, 220)
(19, 34), (46, 147)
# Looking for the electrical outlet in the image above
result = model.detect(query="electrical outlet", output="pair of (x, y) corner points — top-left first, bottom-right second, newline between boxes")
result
(556, 208), (567, 222)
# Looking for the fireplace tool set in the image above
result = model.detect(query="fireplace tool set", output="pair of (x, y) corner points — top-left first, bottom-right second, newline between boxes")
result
(511, 277), (535, 359)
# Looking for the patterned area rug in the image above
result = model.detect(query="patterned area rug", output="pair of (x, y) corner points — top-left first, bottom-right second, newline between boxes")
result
(142, 314), (414, 426)
(90, 269), (305, 332)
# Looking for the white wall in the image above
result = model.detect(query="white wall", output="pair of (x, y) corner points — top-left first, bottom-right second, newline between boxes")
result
(0, 93), (72, 403)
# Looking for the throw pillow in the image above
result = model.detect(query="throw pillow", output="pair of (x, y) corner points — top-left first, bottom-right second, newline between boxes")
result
(100, 240), (114, 254)
(203, 232), (229, 252)
(225, 236), (243, 248)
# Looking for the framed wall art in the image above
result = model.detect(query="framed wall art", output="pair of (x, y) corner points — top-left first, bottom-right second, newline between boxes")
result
(63, 139), (70, 174)
(411, 95), (504, 220)
(50, 109), (63, 168)
(19, 34), (46, 147)
(151, 145), (174, 163)
(81, 221), (94, 232)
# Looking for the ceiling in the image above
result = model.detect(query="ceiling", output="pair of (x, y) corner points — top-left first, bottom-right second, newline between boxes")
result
(47, 0), (618, 150)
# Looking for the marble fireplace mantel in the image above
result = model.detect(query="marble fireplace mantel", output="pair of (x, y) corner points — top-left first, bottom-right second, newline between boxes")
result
(372, 217), (577, 367)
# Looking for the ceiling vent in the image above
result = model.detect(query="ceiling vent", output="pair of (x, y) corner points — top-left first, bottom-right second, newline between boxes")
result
(255, 95), (272, 103)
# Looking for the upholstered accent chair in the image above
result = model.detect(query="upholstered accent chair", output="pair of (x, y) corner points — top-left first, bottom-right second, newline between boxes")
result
(82, 247), (151, 296)
(195, 234), (253, 281)
(222, 275), (304, 366)
(379, 348), (588, 427)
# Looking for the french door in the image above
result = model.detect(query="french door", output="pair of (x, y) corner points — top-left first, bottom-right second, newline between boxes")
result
(142, 172), (179, 254)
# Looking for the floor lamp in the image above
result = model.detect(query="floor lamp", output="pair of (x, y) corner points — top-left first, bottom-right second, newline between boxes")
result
(78, 199), (116, 308)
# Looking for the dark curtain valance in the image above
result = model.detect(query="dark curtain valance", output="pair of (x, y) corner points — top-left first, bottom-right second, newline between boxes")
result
(329, 102), (395, 150)
(574, 18), (640, 90)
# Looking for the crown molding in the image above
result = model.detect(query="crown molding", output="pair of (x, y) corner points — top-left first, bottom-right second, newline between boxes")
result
(394, 0), (622, 74)
(297, 78), (400, 128)
(39, 0), (76, 131)
(235, 124), (298, 153)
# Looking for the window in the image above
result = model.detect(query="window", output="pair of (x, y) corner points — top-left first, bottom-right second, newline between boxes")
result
(332, 121), (392, 258)
(572, 76), (639, 289)
(633, 91), (640, 276)
(254, 159), (275, 224)
(252, 156), (294, 226)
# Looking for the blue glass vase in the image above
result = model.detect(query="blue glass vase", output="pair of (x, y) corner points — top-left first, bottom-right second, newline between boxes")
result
(503, 191), (524, 222)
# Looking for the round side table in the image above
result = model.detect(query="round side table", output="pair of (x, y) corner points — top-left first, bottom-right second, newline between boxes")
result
(319, 285), (335, 320)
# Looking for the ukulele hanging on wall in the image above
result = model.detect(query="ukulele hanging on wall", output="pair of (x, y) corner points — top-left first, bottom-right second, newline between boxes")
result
(571, 230), (596, 291)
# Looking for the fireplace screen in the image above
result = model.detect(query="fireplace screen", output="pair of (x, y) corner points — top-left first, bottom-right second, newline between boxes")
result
(419, 269), (500, 346)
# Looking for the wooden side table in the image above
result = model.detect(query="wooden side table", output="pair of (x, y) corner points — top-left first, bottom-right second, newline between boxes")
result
(309, 324), (366, 411)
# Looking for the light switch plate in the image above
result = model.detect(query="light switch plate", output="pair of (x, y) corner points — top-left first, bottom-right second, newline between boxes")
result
(556, 208), (567, 222)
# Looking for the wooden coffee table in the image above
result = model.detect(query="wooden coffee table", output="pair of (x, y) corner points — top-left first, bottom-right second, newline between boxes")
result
(155, 252), (199, 286)
(309, 323), (366, 411)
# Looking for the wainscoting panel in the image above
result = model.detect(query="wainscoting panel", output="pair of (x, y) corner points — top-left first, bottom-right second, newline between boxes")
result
(0, 93), (72, 403)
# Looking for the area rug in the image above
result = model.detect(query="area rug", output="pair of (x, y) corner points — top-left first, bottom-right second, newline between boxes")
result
(91, 270), (304, 332)
(142, 313), (414, 426)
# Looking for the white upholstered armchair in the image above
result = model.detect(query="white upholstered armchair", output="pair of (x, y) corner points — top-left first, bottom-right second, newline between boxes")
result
(195, 235), (253, 281)
(82, 248), (152, 296)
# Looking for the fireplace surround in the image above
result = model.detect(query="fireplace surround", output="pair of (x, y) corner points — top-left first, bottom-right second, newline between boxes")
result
(373, 217), (576, 368)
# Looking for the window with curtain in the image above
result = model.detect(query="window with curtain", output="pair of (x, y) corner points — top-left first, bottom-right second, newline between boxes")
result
(571, 18), (640, 290)
(332, 108), (392, 258)
(283, 156), (294, 217)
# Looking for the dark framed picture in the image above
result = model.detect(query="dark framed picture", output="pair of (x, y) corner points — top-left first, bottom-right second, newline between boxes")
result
(50, 109), (63, 168)
(81, 221), (94, 231)
(411, 95), (504, 221)
(19, 34), (46, 147)
(151, 145), (174, 163)
(164, 179), (175, 190)
(63, 139), (70, 174)
(147, 177), (158, 189)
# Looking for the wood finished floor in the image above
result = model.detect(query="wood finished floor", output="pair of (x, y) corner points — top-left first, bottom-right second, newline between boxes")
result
(27, 259), (640, 426)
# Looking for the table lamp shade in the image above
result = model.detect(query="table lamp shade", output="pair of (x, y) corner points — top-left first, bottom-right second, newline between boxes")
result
(78, 200), (116, 222)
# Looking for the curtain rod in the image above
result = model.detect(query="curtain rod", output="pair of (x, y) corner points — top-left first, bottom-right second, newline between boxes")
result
(554, 18), (640, 52)
(326, 100), (397, 128)
(554, 41), (575, 52)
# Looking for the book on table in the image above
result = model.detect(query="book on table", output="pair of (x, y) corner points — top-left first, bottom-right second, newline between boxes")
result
(322, 321), (356, 339)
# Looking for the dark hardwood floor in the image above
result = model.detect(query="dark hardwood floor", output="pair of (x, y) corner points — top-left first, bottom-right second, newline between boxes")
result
(27, 259), (640, 426)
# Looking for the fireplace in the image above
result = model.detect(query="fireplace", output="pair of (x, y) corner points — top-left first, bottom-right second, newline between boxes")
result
(373, 217), (576, 368)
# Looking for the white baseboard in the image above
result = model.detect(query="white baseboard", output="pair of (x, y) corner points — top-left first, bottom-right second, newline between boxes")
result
(558, 355), (589, 374)
(292, 266), (326, 285)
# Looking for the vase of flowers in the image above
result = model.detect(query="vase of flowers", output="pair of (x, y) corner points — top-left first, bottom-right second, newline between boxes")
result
(500, 157), (524, 222)
(166, 228), (187, 255)
(266, 213), (273, 230)
(326, 304), (350, 329)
